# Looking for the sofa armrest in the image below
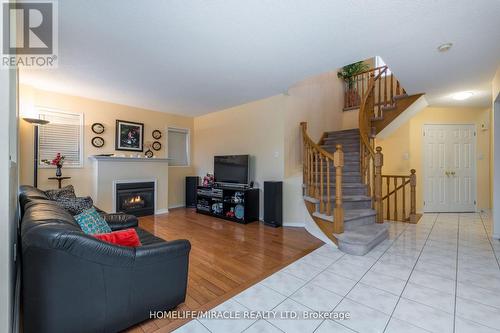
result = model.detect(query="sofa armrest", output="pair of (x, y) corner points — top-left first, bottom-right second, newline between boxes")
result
(135, 239), (191, 266)
(102, 213), (139, 231)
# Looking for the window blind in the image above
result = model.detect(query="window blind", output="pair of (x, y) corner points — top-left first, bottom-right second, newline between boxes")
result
(168, 128), (189, 166)
(38, 108), (83, 167)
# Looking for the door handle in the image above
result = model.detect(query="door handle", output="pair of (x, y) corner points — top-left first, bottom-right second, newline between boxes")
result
(445, 171), (450, 176)
(450, 171), (456, 176)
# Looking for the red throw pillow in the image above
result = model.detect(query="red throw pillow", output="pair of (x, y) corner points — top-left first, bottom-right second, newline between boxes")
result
(94, 228), (142, 247)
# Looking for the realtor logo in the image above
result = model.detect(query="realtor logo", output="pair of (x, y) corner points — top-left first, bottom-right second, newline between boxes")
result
(1, 0), (58, 68)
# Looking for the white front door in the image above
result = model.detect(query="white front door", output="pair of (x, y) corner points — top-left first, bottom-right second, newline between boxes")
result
(423, 124), (476, 212)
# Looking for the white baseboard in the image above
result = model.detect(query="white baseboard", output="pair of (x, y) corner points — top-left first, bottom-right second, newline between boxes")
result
(168, 204), (185, 209)
(282, 221), (305, 228)
(155, 208), (169, 215)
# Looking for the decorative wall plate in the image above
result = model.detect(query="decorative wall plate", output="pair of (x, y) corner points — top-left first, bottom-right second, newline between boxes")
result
(144, 149), (154, 158)
(91, 136), (105, 148)
(91, 123), (105, 134)
(152, 130), (162, 139)
(152, 141), (162, 151)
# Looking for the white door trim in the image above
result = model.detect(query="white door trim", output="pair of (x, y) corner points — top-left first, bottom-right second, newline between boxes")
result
(422, 124), (477, 213)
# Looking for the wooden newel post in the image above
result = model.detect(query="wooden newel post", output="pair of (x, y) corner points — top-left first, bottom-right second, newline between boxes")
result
(300, 122), (307, 196)
(374, 146), (384, 223)
(333, 144), (344, 234)
(410, 169), (417, 224)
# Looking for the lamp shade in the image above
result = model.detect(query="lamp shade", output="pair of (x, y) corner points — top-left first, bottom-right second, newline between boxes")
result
(23, 117), (49, 125)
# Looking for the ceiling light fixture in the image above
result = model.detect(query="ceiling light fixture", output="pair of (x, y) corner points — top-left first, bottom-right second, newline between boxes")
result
(452, 91), (474, 101)
(437, 43), (453, 52)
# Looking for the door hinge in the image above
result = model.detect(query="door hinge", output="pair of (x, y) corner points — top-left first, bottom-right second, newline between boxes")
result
(423, 201), (426, 206)
(474, 132), (476, 136)
(13, 243), (17, 262)
(474, 200), (477, 205)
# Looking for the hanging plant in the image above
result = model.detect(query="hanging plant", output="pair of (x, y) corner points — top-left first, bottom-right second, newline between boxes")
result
(337, 61), (370, 89)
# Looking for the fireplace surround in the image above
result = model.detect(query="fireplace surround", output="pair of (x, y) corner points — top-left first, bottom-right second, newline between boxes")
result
(115, 181), (155, 216)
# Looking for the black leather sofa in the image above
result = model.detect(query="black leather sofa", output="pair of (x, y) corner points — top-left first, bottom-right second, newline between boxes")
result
(19, 185), (191, 333)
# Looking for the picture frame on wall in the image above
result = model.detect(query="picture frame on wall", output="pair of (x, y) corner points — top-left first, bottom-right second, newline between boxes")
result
(115, 120), (144, 152)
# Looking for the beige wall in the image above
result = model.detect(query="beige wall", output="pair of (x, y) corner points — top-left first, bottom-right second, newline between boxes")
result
(19, 85), (195, 208)
(193, 69), (346, 223)
(285, 70), (344, 177)
(376, 106), (492, 212)
(193, 95), (286, 217)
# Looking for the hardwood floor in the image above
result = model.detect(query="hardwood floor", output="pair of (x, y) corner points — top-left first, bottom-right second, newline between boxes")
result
(125, 208), (323, 333)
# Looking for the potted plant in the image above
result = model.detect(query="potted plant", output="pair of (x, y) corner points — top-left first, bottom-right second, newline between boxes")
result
(337, 61), (370, 107)
(42, 153), (66, 177)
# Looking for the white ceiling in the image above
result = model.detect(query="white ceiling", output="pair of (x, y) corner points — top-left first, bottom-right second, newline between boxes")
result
(21, 0), (500, 116)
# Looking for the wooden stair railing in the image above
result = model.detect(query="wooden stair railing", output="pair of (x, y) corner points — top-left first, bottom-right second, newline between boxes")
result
(343, 66), (406, 111)
(301, 122), (344, 234)
(359, 67), (389, 224)
(358, 65), (420, 224)
(382, 170), (418, 223)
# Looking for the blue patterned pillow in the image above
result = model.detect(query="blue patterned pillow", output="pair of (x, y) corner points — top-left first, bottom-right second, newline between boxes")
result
(74, 207), (112, 235)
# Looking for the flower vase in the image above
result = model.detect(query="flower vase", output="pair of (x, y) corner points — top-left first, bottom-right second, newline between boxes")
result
(56, 166), (62, 177)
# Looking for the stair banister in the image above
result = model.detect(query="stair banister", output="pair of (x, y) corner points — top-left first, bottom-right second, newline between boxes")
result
(380, 169), (419, 223)
(358, 66), (388, 222)
(300, 122), (345, 235)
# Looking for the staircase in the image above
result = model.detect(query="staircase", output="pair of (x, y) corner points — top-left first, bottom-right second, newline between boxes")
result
(301, 64), (422, 255)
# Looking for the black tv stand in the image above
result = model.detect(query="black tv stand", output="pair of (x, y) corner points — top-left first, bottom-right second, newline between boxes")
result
(196, 185), (259, 224)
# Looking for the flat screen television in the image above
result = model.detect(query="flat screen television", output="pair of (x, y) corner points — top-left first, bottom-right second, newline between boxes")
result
(214, 155), (249, 185)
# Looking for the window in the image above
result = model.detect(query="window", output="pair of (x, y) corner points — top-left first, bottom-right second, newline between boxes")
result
(38, 108), (84, 168)
(168, 128), (189, 166)
(375, 56), (392, 76)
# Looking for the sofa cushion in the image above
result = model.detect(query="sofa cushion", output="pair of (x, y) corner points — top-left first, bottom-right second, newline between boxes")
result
(74, 208), (112, 235)
(55, 196), (94, 215)
(45, 185), (77, 201)
(94, 228), (142, 247)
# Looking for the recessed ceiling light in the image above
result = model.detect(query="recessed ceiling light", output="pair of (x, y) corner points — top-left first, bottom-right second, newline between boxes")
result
(452, 91), (473, 100)
(438, 43), (453, 52)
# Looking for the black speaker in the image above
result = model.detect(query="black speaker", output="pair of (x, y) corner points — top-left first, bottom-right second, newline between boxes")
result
(185, 176), (199, 208)
(264, 181), (282, 227)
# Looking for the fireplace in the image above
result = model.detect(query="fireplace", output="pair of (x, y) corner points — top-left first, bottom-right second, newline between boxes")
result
(115, 182), (155, 216)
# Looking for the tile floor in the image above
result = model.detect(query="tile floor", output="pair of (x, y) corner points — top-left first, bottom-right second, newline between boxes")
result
(174, 213), (500, 333)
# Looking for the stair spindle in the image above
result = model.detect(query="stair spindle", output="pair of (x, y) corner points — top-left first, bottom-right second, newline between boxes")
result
(394, 177), (398, 221)
(327, 158), (331, 215)
(402, 177), (407, 220)
(386, 176), (390, 220)
(333, 144), (344, 234)
(320, 154), (324, 213)
(390, 74), (394, 104)
(314, 150), (319, 198)
(384, 73), (388, 107)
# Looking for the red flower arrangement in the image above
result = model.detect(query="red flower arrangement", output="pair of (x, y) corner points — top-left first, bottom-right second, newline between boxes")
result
(42, 153), (66, 168)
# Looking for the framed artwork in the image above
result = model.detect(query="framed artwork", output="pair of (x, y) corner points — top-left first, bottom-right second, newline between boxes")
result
(115, 120), (144, 152)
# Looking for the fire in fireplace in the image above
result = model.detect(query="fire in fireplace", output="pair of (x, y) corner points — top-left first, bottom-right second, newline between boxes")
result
(122, 195), (145, 210)
(116, 182), (155, 216)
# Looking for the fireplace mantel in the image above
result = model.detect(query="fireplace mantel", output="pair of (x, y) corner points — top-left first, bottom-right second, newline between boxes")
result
(89, 155), (171, 163)
(89, 155), (170, 215)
